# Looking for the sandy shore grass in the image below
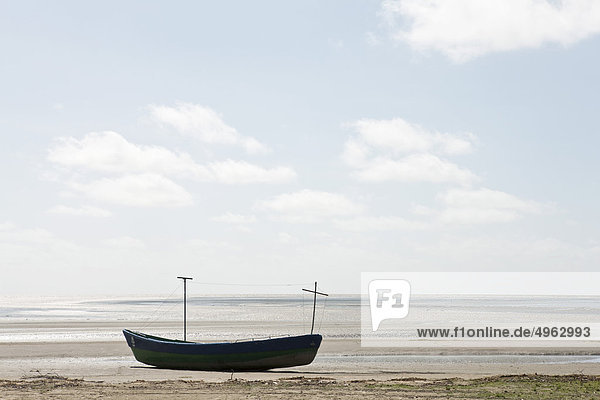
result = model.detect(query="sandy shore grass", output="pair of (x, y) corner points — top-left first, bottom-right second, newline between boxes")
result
(1, 374), (600, 399)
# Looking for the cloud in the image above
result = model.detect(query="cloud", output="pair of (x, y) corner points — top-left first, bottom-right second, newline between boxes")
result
(48, 131), (294, 186)
(48, 131), (212, 180)
(341, 119), (547, 226)
(353, 153), (476, 184)
(71, 174), (194, 207)
(335, 216), (430, 231)
(149, 103), (269, 154)
(348, 119), (475, 155)
(208, 160), (296, 184)
(0, 223), (64, 245)
(0, 222), (173, 295)
(278, 232), (297, 244)
(212, 213), (257, 224)
(184, 238), (240, 253)
(104, 236), (145, 249)
(0, 222), (16, 231)
(437, 187), (547, 224)
(328, 38), (344, 49)
(366, 32), (382, 46)
(330, 188), (547, 231)
(48, 205), (112, 218)
(381, 0), (600, 62)
(0, 223), (81, 270)
(414, 235), (600, 270)
(343, 118), (477, 185)
(260, 190), (363, 223)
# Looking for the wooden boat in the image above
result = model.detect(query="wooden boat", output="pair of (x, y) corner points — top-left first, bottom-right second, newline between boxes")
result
(122, 329), (322, 371)
(123, 279), (327, 371)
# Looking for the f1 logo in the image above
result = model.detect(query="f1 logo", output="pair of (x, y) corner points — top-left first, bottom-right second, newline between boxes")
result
(368, 279), (410, 331)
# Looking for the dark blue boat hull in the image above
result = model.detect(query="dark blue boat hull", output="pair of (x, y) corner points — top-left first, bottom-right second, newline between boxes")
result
(123, 329), (322, 371)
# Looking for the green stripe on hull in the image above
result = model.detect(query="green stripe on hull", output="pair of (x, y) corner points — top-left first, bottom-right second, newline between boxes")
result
(131, 347), (318, 371)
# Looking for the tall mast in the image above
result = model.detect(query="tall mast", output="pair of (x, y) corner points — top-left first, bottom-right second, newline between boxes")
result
(302, 281), (328, 334)
(177, 276), (193, 341)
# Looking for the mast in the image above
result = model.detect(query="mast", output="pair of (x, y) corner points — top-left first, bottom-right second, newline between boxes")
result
(302, 281), (328, 334)
(177, 276), (193, 341)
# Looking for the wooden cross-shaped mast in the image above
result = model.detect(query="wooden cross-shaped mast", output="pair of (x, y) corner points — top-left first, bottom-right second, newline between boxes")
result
(302, 281), (328, 334)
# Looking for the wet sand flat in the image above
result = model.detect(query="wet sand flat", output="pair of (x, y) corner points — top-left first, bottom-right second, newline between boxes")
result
(2, 337), (600, 383)
(2, 320), (600, 398)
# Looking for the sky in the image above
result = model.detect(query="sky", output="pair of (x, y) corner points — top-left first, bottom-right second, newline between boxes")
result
(1, 0), (600, 296)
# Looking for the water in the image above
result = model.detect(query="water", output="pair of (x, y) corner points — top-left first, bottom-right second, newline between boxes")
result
(0, 294), (358, 342)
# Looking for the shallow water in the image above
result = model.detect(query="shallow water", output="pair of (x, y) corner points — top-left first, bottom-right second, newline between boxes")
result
(2, 294), (600, 351)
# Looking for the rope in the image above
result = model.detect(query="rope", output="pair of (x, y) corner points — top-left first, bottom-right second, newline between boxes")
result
(140, 282), (182, 330)
(302, 290), (306, 332)
(317, 288), (328, 333)
(137, 281), (327, 334)
(188, 281), (311, 287)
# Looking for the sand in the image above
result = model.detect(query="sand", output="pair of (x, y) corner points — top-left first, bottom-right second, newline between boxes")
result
(2, 338), (600, 382)
(2, 322), (600, 398)
(2, 375), (600, 399)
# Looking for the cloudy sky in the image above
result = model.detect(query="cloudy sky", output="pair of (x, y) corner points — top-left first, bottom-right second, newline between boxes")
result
(1, 0), (600, 295)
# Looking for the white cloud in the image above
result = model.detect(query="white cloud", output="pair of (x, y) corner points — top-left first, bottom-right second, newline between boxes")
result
(330, 189), (546, 231)
(208, 160), (296, 184)
(328, 38), (344, 49)
(0, 229), (81, 294)
(48, 131), (294, 186)
(260, 190), (363, 223)
(104, 236), (145, 249)
(354, 153), (476, 184)
(212, 213), (257, 224)
(184, 238), (240, 253)
(349, 119), (475, 155)
(48, 205), (112, 218)
(437, 187), (547, 224)
(341, 139), (371, 168)
(381, 0), (600, 62)
(414, 235), (600, 270)
(343, 119), (547, 226)
(241, 137), (268, 155)
(71, 174), (194, 207)
(0, 224), (62, 245)
(335, 216), (429, 231)
(366, 32), (382, 46)
(343, 118), (477, 185)
(411, 204), (435, 216)
(278, 232), (296, 244)
(0, 222), (16, 231)
(0, 223), (81, 269)
(149, 103), (269, 154)
(48, 131), (212, 180)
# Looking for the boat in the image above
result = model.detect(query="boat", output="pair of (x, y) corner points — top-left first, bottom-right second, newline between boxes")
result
(123, 279), (328, 371)
(122, 329), (322, 371)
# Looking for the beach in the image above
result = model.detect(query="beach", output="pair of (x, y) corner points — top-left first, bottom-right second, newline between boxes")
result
(3, 327), (600, 399)
(3, 374), (600, 399)
(3, 335), (600, 400)
(2, 296), (600, 398)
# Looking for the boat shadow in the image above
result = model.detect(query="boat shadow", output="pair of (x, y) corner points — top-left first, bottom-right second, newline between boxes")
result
(129, 366), (325, 374)
(129, 366), (441, 376)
